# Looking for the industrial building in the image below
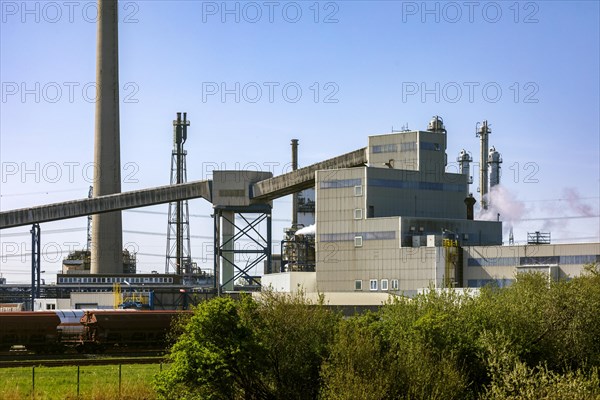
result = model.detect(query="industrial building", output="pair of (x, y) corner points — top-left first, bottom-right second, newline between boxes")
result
(0, 0), (597, 311)
(262, 117), (600, 303)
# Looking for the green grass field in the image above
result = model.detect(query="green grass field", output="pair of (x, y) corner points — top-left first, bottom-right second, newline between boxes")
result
(0, 363), (161, 399)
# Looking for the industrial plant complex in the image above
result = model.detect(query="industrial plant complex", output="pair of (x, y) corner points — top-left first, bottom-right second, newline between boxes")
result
(1, 1), (598, 311)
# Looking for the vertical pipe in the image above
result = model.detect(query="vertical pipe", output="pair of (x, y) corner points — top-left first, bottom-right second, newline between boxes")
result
(221, 211), (235, 292)
(31, 224), (35, 311)
(291, 139), (299, 226)
(91, 0), (122, 274)
(214, 210), (220, 295)
(35, 225), (40, 298)
(267, 212), (272, 275)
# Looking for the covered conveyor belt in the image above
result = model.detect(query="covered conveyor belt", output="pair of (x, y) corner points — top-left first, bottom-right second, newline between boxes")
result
(0, 180), (212, 229)
(251, 148), (367, 201)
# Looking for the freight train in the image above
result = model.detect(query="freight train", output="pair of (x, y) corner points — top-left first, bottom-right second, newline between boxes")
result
(0, 310), (192, 353)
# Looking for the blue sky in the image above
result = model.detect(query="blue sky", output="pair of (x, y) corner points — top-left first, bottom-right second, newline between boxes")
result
(1, 1), (599, 283)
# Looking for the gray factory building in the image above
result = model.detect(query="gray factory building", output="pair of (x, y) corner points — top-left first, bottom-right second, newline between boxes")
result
(263, 118), (599, 303)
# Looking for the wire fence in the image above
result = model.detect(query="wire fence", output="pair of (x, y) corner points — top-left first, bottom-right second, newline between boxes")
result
(0, 363), (164, 399)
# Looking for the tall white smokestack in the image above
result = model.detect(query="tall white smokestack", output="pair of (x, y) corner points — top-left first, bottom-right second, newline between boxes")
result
(91, 0), (123, 274)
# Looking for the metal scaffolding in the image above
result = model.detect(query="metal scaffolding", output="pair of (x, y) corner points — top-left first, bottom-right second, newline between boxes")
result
(213, 205), (272, 295)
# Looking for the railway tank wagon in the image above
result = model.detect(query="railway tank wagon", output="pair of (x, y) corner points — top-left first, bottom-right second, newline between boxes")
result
(80, 310), (188, 350)
(0, 312), (60, 352)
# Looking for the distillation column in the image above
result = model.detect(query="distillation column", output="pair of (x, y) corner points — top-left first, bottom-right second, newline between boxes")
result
(476, 120), (491, 211)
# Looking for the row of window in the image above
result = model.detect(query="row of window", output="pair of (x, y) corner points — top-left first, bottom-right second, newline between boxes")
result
(467, 279), (514, 288)
(372, 144), (398, 153)
(355, 279), (399, 291)
(319, 231), (396, 243)
(58, 276), (174, 284)
(371, 142), (441, 154)
(368, 178), (466, 193)
(468, 254), (599, 267)
(320, 178), (362, 189)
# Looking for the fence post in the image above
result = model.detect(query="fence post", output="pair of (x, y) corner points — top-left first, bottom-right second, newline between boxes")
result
(77, 365), (80, 397)
(32, 366), (35, 399)
(119, 364), (122, 396)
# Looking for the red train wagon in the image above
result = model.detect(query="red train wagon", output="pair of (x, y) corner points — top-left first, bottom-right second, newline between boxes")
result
(0, 312), (60, 352)
(80, 310), (191, 350)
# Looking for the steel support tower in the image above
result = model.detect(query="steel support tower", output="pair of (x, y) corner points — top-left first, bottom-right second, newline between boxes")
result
(30, 223), (41, 310)
(213, 205), (272, 295)
(165, 112), (193, 275)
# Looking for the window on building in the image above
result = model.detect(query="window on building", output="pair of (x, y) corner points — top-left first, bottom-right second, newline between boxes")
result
(354, 185), (363, 196)
(354, 236), (363, 247)
(391, 279), (399, 290)
(370, 279), (378, 291)
(355, 280), (362, 290)
(381, 279), (388, 291)
(354, 208), (363, 220)
(368, 205), (374, 218)
(46, 304), (56, 310)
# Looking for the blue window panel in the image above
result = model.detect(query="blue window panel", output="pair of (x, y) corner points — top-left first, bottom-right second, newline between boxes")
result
(401, 142), (417, 151)
(372, 144), (397, 154)
(320, 178), (362, 189)
(468, 257), (519, 267)
(520, 256), (560, 265)
(420, 141), (441, 151)
(559, 255), (600, 264)
(368, 179), (466, 193)
(320, 231), (396, 242)
(467, 279), (514, 288)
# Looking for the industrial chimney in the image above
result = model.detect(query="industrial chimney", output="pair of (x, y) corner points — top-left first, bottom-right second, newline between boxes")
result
(91, 0), (123, 274)
(464, 194), (476, 220)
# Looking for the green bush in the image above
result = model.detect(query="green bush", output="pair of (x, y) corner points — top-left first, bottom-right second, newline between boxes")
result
(156, 265), (600, 399)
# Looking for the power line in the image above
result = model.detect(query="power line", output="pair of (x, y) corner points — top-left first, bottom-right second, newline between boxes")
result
(125, 209), (291, 222)
(1, 227), (87, 237)
(0, 187), (89, 198)
(518, 215), (599, 222)
(521, 196), (599, 203)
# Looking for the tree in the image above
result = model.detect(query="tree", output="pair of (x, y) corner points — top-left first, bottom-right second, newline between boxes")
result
(154, 291), (340, 400)
(154, 295), (271, 400)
